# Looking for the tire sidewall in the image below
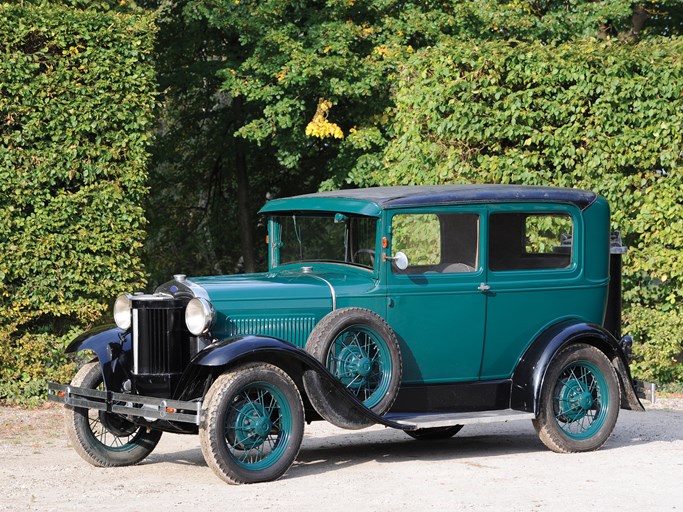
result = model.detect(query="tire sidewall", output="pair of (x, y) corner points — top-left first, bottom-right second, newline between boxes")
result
(200, 363), (304, 484)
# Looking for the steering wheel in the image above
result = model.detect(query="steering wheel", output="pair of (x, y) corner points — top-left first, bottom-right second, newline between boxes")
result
(353, 249), (375, 266)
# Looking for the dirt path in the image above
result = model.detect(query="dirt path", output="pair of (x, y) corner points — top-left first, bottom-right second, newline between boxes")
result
(1, 400), (682, 511)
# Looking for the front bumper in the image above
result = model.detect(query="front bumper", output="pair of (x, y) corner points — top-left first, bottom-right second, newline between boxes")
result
(47, 382), (202, 425)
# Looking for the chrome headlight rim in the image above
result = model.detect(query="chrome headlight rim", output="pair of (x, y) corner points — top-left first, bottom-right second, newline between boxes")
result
(185, 297), (214, 336)
(113, 294), (133, 330)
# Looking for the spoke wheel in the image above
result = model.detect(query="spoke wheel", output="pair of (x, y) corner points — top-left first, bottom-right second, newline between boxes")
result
(200, 363), (304, 484)
(64, 362), (162, 467)
(533, 344), (620, 453)
(326, 325), (392, 408)
(304, 308), (402, 430)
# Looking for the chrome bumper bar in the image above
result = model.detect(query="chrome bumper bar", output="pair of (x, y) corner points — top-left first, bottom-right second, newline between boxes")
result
(47, 382), (202, 425)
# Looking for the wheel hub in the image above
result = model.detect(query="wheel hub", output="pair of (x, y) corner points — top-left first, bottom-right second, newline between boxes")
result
(98, 410), (138, 437)
(558, 378), (595, 422)
(233, 402), (271, 449)
(336, 345), (372, 387)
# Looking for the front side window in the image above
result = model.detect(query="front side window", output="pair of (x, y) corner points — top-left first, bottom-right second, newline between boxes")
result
(489, 212), (573, 271)
(391, 212), (479, 273)
(272, 214), (377, 269)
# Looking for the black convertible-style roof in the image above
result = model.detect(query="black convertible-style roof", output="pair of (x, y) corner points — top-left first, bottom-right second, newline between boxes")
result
(261, 185), (598, 214)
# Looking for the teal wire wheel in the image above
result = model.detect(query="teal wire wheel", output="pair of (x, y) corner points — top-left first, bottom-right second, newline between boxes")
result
(200, 363), (304, 484)
(533, 344), (620, 453)
(64, 361), (162, 467)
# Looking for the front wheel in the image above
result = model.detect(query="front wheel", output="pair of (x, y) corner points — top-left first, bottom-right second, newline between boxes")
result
(533, 344), (620, 453)
(199, 363), (305, 484)
(64, 362), (162, 467)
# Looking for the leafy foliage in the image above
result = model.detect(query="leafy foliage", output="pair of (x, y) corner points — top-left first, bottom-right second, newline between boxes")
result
(368, 36), (683, 381)
(0, 3), (156, 403)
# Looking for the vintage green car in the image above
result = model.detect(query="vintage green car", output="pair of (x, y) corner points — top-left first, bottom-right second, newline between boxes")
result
(49, 185), (644, 484)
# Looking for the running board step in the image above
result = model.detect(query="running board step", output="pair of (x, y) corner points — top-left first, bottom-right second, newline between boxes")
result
(384, 409), (535, 430)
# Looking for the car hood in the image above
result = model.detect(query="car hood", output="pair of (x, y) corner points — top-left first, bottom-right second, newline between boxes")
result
(171, 268), (378, 344)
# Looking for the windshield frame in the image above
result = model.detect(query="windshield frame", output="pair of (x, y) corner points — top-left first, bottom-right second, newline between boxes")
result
(268, 212), (379, 272)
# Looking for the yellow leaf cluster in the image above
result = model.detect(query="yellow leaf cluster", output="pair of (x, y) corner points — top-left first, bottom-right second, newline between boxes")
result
(305, 98), (344, 139)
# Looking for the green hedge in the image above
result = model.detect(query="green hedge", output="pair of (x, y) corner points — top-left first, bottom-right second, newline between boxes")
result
(0, 3), (156, 404)
(372, 37), (683, 383)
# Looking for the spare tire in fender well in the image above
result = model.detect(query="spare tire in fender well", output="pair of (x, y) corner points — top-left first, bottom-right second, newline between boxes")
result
(303, 307), (402, 429)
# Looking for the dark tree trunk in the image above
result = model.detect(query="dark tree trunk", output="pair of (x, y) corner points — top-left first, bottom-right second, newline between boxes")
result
(235, 141), (256, 273)
(631, 5), (650, 37)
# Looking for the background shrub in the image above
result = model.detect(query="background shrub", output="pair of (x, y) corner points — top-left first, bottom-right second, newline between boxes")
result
(0, 3), (156, 404)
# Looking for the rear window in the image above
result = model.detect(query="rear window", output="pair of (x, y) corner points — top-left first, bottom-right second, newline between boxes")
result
(489, 213), (573, 271)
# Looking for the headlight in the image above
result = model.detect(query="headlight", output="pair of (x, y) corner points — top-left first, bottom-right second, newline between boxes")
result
(113, 294), (132, 330)
(185, 297), (214, 336)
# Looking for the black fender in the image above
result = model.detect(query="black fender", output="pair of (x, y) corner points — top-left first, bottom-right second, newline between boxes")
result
(174, 335), (407, 429)
(511, 320), (645, 414)
(65, 324), (131, 391)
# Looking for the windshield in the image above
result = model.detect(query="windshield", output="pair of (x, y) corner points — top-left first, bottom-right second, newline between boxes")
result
(271, 214), (377, 270)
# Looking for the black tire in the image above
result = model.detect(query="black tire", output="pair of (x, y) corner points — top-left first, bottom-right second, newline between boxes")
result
(199, 363), (305, 484)
(303, 307), (402, 430)
(64, 362), (162, 467)
(533, 343), (620, 453)
(405, 425), (463, 441)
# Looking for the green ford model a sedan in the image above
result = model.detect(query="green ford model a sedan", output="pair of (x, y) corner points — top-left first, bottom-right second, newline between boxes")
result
(49, 185), (644, 484)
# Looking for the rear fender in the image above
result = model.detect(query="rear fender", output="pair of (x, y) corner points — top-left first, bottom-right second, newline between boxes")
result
(511, 320), (645, 414)
(65, 324), (131, 391)
(174, 335), (405, 428)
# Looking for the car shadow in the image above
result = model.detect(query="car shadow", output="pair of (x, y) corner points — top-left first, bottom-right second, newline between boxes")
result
(140, 408), (683, 478)
(288, 426), (543, 479)
(288, 408), (683, 480)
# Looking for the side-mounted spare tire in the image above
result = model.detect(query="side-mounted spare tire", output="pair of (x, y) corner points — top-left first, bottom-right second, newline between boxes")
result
(303, 307), (402, 430)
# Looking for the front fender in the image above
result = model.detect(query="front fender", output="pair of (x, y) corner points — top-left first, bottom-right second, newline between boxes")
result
(174, 335), (406, 429)
(511, 320), (645, 414)
(65, 324), (131, 391)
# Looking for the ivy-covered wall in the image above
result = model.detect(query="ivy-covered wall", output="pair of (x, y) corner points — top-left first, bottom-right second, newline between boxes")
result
(0, 3), (156, 403)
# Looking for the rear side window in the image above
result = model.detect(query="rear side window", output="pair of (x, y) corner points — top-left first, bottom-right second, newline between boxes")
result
(489, 213), (573, 271)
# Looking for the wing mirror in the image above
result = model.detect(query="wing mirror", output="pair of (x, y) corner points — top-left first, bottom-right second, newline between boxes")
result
(384, 251), (409, 270)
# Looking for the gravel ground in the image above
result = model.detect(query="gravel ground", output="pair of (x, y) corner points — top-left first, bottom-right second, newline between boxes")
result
(1, 398), (682, 512)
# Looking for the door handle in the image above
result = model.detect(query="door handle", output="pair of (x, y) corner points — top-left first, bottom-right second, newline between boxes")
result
(478, 283), (491, 292)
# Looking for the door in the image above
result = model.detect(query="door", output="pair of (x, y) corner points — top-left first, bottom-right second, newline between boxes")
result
(385, 208), (487, 385)
(481, 205), (588, 380)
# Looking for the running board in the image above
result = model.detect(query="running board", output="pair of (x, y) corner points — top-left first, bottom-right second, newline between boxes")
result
(384, 409), (535, 430)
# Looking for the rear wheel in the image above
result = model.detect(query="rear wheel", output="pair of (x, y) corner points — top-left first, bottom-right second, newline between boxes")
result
(64, 362), (162, 467)
(533, 344), (620, 453)
(199, 363), (305, 484)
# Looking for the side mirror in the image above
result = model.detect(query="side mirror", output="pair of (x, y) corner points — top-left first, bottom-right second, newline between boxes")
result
(384, 251), (409, 271)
